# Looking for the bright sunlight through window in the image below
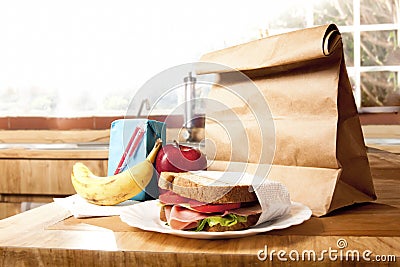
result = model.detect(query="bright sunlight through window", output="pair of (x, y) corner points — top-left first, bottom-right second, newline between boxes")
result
(0, 0), (399, 117)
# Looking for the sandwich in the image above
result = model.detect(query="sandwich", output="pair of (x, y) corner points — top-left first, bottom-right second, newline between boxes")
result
(158, 171), (263, 232)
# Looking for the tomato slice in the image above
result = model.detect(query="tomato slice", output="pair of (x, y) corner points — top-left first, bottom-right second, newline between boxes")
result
(159, 191), (241, 213)
(159, 191), (197, 205)
(189, 202), (241, 213)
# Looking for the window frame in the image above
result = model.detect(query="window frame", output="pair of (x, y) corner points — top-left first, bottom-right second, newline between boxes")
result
(344, 2), (400, 112)
(268, 0), (400, 113)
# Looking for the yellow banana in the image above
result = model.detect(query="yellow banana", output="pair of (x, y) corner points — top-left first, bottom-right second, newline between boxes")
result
(71, 138), (162, 205)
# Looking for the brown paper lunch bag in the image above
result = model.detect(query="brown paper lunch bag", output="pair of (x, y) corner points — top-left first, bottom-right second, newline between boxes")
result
(198, 24), (376, 216)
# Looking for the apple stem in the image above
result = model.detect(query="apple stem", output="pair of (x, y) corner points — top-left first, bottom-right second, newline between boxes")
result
(173, 140), (180, 147)
(146, 138), (163, 163)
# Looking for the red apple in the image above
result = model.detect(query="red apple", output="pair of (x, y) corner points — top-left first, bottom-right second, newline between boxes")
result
(155, 141), (207, 174)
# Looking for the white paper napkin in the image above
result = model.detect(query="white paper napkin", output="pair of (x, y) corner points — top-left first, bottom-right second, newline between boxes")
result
(190, 171), (292, 225)
(251, 179), (291, 225)
(53, 194), (139, 218)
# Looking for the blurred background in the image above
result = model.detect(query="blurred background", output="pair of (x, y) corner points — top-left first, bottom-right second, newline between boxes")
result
(0, 0), (399, 117)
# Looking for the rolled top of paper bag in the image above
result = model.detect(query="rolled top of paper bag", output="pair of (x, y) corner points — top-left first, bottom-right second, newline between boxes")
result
(196, 24), (341, 75)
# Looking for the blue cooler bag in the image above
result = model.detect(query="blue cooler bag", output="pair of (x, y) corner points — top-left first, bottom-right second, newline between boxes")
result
(108, 119), (166, 201)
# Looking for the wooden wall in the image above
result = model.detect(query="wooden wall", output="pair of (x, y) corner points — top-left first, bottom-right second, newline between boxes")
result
(0, 130), (109, 219)
(0, 125), (397, 219)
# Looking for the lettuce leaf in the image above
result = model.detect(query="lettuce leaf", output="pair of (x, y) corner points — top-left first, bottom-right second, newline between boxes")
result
(195, 214), (247, 232)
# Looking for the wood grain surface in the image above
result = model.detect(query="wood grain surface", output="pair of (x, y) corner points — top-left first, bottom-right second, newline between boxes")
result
(0, 150), (399, 266)
(0, 140), (109, 219)
(362, 125), (400, 154)
(0, 159), (107, 195)
(0, 130), (110, 144)
(0, 148), (108, 159)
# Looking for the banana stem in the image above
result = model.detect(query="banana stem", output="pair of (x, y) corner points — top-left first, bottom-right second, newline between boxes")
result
(146, 138), (163, 163)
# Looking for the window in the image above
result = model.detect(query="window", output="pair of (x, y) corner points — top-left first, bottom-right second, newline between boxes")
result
(347, 0), (400, 112)
(0, 0), (398, 118)
(267, 0), (400, 112)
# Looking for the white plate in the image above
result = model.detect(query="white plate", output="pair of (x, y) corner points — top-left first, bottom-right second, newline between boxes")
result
(119, 200), (312, 239)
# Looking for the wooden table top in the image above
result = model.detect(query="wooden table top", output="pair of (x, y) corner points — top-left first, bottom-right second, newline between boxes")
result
(0, 148), (399, 266)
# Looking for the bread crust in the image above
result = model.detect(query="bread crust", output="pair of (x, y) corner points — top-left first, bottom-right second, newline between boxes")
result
(160, 205), (167, 222)
(159, 172), (257, 204)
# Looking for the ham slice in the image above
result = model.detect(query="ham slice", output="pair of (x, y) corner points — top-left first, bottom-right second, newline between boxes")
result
(164, 203), (262, 230)
(164, 205), (209, 230)
(223, 203), (262, 216)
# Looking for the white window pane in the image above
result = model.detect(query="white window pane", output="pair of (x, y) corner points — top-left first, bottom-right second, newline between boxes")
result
(360, 0), (397, 24)
(314, 0), (353, 26)
(361, 30), (400, 66)
(361, 71), (400, 107)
